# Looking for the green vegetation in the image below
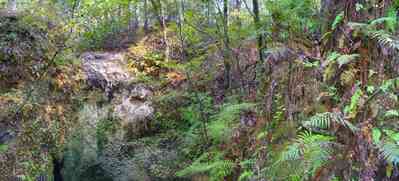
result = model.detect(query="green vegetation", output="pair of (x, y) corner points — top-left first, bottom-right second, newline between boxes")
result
(0, 0), (399, 180)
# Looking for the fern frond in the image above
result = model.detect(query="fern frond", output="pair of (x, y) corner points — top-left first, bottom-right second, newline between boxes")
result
(347, 22), (368, 30)
(369, 9), (397, 32)
(379, 142), (399, 165)
(373, 128), (399, 165)
(176, 152), (234, 180)
(370, 17), (397, 27)
(238, 170), (254, 181)
(369, 30), (399, 52)
(385, 110), (399, 118)
(336, 54), (360, 68)
(209, 102), (255, 142)
(277, 131), (334, 164)
(331, 11), (345, 30)
(302, 112), (358, 133)
(271, 132), (335, 180)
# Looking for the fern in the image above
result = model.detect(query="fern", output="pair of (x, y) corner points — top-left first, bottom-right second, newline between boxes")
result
(369, 9), (398, 32)
(303, 112), (358, 133)
(331, 11), (345, 30)
(372, 128), (399, 165)
(344, 87), (363, 119)
(369, 30), (399, 52)
(176, 151), (234, 180)
(336, 54), (360, 68)
(385, 110), (399, 118)
(380, 77), (399, 93)
(238, 170), (254, 181)
(238, 158), (257, 181)
(0, 144), (8, 153)
(209, 102), (255, 142)
(380, 142), (399, 165)
(326, 52), (341, 63)
(370, 17), (397, 29)
(347, 15), (399, 52)
(270, 131), (335, 180)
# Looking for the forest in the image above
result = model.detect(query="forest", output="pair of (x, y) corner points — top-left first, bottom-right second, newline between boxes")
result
(0, 0), (398, 180)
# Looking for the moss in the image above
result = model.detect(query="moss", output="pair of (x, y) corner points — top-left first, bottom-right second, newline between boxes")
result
(96, 118), (119, 155)
(79, 165), (113, 181)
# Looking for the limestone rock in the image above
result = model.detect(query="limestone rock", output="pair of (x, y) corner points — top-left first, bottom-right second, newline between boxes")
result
(113, 85), (154, 139)
(81, 52), (133, 98)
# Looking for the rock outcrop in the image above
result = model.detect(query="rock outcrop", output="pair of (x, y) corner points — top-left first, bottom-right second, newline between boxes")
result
(113, 85), (154, 139)
(65, 52), (179, 181)
(81, 52), (154, 138)
(81, 52), (133, 99)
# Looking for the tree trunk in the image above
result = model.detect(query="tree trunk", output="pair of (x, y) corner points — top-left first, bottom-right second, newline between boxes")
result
(252, 0), (265, 80)
(53, 157), (64, 181)
(7, 0), (17, 12)
(144, 0), (149, 34)
(222, 0), (231, 90)
(150, 0), (170, 61)
(176, 0), (185, 61)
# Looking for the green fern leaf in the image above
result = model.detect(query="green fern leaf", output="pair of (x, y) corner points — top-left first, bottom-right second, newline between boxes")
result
(337, 54), (360, 68)
(209, 102), (255, 142)
(370, 30), (399, 51)
(303, 112), (358, 133)
(379, 142), (399, 165)
(331, 11), (345, 30)
(272, 132), (334, 180)
(385, 110), (399, 118)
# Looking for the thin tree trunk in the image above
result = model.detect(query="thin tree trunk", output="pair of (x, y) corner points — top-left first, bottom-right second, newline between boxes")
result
(222, 0), (231, 90)
(150, 0), (170, 61)
(252, 0), (265, 80)
(207, 0), (211, 26)
(144, 0), (149, 34)
(176, 0), (185, 61)
(7, 0), (17, 12)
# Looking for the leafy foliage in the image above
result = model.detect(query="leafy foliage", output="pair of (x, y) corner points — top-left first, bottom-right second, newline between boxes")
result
(303, 112), (358, 133)
(372, 128), (399, 165)
(209, 102), (255, 142)
(2, 0), (399, 180)
(269, 131), (335, 180)
(176, 151), (234, 181)
(331, 11), (344, 30)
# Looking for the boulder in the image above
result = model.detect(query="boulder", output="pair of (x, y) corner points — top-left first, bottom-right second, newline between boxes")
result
(113, 85), (154, 139)
(81, 52), (133, 99)
(81, 52), (154, 138)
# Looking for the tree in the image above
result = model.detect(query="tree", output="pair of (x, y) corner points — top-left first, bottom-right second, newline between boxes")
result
(252, 0), (264, 79)
(144, 0), (150, 33)
(150, 0), (170, 61)
(7, 0), (17, 11)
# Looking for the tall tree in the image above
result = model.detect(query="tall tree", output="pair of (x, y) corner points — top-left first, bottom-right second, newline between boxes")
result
(222, 0), (231, 89)
(150, 0), (170, 61)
